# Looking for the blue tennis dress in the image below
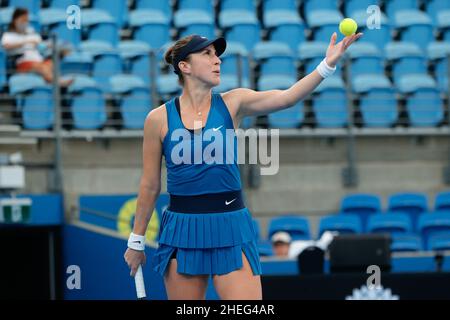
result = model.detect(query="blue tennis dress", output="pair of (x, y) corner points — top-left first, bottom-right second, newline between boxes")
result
(151, 93), (262, 276)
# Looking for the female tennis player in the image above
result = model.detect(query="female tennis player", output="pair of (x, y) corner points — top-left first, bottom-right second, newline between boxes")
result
(124, 32), (362, 300)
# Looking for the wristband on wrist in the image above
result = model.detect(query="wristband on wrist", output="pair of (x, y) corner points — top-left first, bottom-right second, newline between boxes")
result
(127, 232), (146, 251)
(316, 58), (336, 79)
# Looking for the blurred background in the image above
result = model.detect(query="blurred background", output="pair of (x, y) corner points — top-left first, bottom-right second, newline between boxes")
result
(1, 0), (450, 300)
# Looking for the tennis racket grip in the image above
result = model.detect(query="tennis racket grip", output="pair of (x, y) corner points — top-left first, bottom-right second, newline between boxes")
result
(134, 265), (146, 299)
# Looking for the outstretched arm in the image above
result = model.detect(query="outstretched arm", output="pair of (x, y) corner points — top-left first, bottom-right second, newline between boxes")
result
(228, 32), (362, 118)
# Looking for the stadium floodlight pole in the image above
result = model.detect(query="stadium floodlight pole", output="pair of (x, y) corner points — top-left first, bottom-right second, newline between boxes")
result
(149, 49), (158, 110)
(342, 53), (358, 187)
(51, 33), (64, 194)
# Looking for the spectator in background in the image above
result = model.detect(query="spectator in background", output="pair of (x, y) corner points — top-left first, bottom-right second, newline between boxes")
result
(271, 231), (292, 258)
(1, 7), (72, 86)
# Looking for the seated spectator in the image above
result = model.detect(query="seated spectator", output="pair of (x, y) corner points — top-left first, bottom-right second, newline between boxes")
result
(271, 231), (292, 258)
(1, 7), (72, 86)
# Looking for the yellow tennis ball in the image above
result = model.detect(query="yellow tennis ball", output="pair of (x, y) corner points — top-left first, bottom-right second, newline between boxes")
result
(339, 18), (358, 36)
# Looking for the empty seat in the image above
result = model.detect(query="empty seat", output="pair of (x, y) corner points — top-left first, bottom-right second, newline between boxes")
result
(306, 9), (343, 43)
(48, 0), (80, 8)
(267, 102), (304, 128)
(437, 10), (450, 41)
(405, 87), (444, 127)
(265, 10), (305, 51)
(348, 42), (384, 77)
(92, 0), (129, 28)
(81, 9), (119, 47)
(174, 10), (215, 39)
(428, 41), (450, 93)
(352, 74), (397, 128)
(312, 76), (347, 128)
(385, 0), (418, 20)
(340, 193), (382, 231)
(157, 73), (181, 97)
(9, 74), (53, 130)
(350, 10), (391, 50)
(304, 0), (338, 13)
(110, 74), (150, 129)
(395, 10), (433, 49)
(345, 0), (378, 17)
(389, 192), (428, 231)
(118, 40), (153, 85)
(178, 0), (214, 17)
(263, 0), (297, 11)
(40, 8), (81, 48)
(367, 212), (413, 234)
(318, 214), (362, 237)
(385, 42), (427, 85)
(391, 233), (422, 252)
(60, 51), (93, 75)
(220, 11), (261, 51)
(135, 0), (171, 20)
(435, 191), (450, 212)
(221, 0), (256, 12)
(426, 0), (450, 21)
(130, 10), (171, 49)
(268, 216), (311, 241)
(428, 233), (450, 251)
(418, 212), (450, 250)
(68, 76), (106, 129)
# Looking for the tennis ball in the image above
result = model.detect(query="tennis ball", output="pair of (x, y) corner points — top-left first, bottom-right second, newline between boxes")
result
(339, 18), (357, 36)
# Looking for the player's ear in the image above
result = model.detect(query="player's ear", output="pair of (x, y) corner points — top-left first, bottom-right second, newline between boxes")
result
(178, 61), (191, 74)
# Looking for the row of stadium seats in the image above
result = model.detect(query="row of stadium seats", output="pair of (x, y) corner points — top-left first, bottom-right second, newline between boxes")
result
(255, 191), (450, 255)
(1, 1), (450, 51)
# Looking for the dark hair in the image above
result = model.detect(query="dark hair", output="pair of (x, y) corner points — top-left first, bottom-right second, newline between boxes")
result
(8, 7), (29, 32)
(164, 35), (196, 85)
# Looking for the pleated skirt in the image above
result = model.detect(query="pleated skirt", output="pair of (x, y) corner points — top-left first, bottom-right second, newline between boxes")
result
(151, 207), (262, 277)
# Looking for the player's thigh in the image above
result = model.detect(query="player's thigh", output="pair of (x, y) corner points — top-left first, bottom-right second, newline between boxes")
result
(213, 251), (262, 300)
(164, 258), (209, 300)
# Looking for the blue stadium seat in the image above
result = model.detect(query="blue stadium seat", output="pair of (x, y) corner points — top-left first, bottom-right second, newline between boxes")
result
(48, 0), (80, 9)
(9, 74), (53, 130)
(395, 10), (433, 49)
(157, 74), (181, 97)
(221, 0), (255, 12)
(340, 193), (382, 231)
(385, 0), (418, 20)
(418, 212), (450, 250)
(318, 214), (362, 237)
(435, 191), (450, 212)
(268, 216), (311, 241)
(253, 219), (261, 240)
(268, 102), (304, 128)
(367, 212), (413, 234)
(61, 51), (93, 75)
(437, 11), (450, 42)
(298, 41), (342, 76)
(306, 9), (343, 43)
(135, 0), (171, 20)
(426, 0), (450, 21)
(303, 0), (338, 13)
(92, 0), (129, 28)
(405, 87), (444, 127)
(428, 42), (450, 93)
(350, 10), (391, 50)
(428, 233), (450, 251)
(81, 9), (119, 47)
(344, 0), (378, 17)
(385, 42), (427, 85)
(389, 192), (428, 231)
(40, 8), (81, 48)
(118, 40), (152, 85)
(312, 76), (347, 128)
(348, 42), (384, 77)
(110, 74), (150, 130)
(68, 76), (106, 129)
(352, 73), (397, 128)
(220, 11), (261, 51)
(263, 0), (297, 11)
(178, 0), (214, 17)
(253, 42), (296, 79)
(391, 233), (422, 252)
(174, 10), (215, 39)
(264, 11), (305, 51)
(130, 10), (171, 49)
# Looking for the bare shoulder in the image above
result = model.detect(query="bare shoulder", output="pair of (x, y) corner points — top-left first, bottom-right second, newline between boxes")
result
(144, 104), (168, 142)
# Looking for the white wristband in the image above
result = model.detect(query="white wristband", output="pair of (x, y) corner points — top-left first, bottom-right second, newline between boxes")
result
(128, 232), (146, 251)
(316, 58), (336, 79)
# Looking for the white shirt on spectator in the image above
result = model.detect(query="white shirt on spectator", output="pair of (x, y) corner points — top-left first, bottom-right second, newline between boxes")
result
(1, 27), (43, 64)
